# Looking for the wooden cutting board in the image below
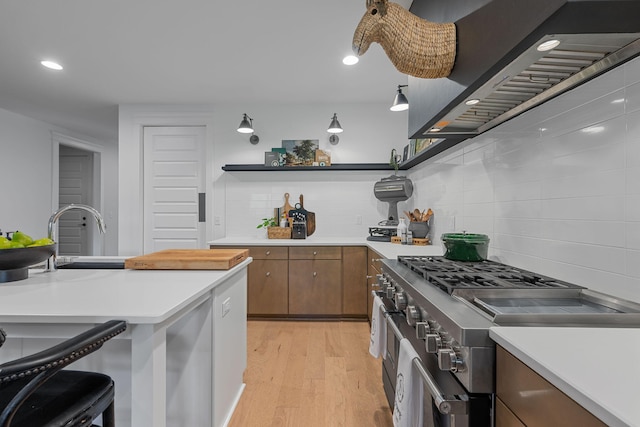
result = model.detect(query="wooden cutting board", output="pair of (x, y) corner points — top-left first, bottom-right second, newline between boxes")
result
(124, 249), (249, 270)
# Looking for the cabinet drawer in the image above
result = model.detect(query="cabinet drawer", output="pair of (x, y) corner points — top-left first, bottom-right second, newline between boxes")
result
(249, 246), (288, 260)
(289, 246), (341, 260)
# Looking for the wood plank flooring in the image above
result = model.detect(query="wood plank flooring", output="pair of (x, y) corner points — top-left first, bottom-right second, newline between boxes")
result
(229, 320), (393, 427)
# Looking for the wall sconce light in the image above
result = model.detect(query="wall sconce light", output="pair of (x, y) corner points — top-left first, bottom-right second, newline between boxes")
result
(237, 113), (259, 144)
(390, 85), (409, 111)
(327, 113), (343, 145)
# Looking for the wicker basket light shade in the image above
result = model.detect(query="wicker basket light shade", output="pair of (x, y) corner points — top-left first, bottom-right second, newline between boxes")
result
(353, 0), (456, 79)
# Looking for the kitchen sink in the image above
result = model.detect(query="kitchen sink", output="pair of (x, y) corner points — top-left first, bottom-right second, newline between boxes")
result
(57, 261), (125, 269)
(55, 257), (127, 270)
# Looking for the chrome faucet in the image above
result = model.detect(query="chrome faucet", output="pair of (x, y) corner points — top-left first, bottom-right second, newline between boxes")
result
(45, 204), (107, 271)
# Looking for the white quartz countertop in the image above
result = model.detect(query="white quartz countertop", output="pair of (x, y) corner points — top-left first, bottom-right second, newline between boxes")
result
(0, 258), (252, 324)
(490, 327), (640, 427)
(209, 237), (444, 259)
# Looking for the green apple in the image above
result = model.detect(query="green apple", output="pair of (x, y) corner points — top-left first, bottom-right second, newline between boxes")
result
(28, 238), (55, 247)
(0, 237), (11, 250)
(11, 231), (33, 246)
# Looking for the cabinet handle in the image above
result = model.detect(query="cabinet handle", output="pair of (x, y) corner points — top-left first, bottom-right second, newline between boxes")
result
(372, 258), (382, 262)
(366, 275), (373, 279)
(266, 272), (271, 277)
(313, 272), (317, 277)
(313, 251), (317, 256)
(265, 250), (271, 256)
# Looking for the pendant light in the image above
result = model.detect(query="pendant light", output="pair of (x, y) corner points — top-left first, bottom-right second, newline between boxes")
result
(237, 113), (259, 144)
(390, 85), (409, 111)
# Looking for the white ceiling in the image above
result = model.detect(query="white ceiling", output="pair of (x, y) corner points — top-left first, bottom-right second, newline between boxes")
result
(0, 0), (410, 141)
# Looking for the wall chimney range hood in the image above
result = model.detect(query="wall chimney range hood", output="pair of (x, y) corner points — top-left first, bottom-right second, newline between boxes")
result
(408, 0), (640, 147)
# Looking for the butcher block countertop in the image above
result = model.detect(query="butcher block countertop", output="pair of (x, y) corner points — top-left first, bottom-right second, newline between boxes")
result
(124, 248), (248, 270)
(490, 327), (640, 427)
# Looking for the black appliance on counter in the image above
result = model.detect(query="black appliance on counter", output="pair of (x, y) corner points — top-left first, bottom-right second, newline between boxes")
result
(376, 256), (640, 426)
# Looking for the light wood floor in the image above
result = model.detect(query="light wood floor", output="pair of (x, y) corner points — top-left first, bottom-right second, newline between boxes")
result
(228, 320), (393, 427)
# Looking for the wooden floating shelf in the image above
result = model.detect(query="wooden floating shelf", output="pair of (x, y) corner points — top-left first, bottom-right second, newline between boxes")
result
(221, 163), (395, 171)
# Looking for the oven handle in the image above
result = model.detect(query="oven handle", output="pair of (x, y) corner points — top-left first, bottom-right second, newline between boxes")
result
(384, 315), (469, 415)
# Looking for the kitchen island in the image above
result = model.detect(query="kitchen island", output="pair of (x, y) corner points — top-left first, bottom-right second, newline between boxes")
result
(0, 258), (252, 427)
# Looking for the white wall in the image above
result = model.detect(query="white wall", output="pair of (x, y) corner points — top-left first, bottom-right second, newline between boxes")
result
(118, 102), (409, 254)
(212, 103), (409, 238)
(0, 108), (119, 254)
(409, 55), (640, 303)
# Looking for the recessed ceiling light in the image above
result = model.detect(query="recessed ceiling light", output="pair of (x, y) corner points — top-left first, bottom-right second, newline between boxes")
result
(611, 98), (625, 104)
(342, 55), (359, 65)
(430, 127), (441, 132)
(537, 40), (560, 52)
(465, 99), (480, 106)
(41, 60), (63, 70)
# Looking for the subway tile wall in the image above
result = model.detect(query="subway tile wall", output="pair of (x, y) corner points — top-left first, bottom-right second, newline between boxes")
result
(223, 170), (398, 239)
(410, 56), (640, 302)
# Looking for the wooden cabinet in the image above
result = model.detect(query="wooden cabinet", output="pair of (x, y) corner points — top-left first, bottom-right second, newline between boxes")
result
(342, 246), (368, 317)
(215, 245), (289, 316)
(289, 247), (342, 315)
(212, 244), (370, 318)
(367, 248), (384, 322)
(496, 346), (606, 427)
(496, 397), (525, 427)
(247, 247), (289, 316)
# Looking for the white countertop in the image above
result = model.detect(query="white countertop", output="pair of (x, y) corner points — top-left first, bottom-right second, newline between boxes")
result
(209, 237), (444, 259)
(490, 327), (640, 427)
(0, 259), (252, 324)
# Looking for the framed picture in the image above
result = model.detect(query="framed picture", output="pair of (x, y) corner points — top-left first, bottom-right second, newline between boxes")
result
(281, 139), (319, 166)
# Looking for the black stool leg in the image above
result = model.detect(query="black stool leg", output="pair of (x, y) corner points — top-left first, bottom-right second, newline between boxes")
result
(102, 401), (115, 427)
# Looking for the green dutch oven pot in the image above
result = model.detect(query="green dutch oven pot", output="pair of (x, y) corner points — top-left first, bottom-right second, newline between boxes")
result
(441, 233), (490, 262)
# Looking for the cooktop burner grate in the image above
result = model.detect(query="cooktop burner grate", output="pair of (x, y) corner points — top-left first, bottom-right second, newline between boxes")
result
(398, 256), (582, 293)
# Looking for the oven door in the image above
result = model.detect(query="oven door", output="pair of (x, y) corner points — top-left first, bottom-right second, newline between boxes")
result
(383, 311), (493, 427)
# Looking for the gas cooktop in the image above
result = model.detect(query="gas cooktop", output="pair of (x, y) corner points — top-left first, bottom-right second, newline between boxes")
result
(397, 256), (583, 294)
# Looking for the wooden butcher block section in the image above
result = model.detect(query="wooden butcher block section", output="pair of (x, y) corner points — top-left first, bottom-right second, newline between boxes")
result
(125, 249), (249, 270)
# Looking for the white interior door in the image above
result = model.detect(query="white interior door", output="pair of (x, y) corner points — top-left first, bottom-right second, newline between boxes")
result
(58, 145), (93, 255)
(143, 126), (207, 253)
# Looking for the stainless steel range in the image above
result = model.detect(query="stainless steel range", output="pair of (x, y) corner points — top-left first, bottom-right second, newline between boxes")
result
(377, 255), (640, 427)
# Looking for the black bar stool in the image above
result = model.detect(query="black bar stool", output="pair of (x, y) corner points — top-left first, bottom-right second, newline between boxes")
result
(0, 320), (127, 427)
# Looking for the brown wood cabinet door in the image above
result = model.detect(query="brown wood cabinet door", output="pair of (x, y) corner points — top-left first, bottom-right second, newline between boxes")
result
(367, 248), (383, 322)
(342, 246), (367, 316)
(496, 346), (606, 427)
(289, 259), (342, 315)
(247, 259), (288, 315)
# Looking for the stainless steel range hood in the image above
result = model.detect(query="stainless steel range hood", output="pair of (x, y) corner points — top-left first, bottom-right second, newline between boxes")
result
(408, 0), (640, 145)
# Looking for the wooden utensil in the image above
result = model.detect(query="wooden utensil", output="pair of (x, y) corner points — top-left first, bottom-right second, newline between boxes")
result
(299, 194), (316, 236)
(404, 211), (413, 222)
(413, 209), (421, 221)
(281, 192), (294, 217)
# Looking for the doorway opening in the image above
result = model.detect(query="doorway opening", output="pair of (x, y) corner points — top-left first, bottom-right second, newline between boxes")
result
(52, 133), (104, 256)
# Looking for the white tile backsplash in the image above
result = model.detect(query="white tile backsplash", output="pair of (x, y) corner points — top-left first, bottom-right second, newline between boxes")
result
(408, 55), (640, 303)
